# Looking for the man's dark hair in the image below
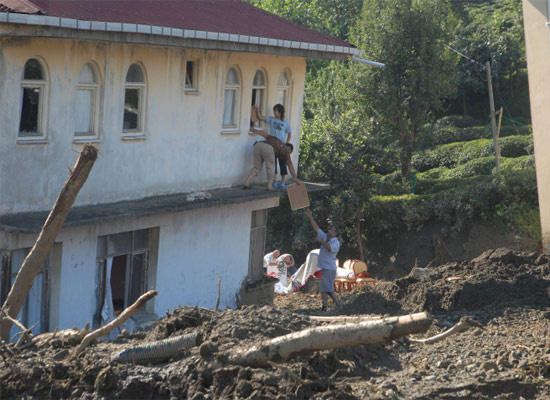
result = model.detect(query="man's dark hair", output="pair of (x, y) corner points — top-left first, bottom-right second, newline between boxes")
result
(285, 143), (294, 153)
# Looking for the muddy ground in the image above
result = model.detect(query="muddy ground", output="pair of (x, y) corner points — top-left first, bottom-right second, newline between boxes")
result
(1, 248), (550, 399)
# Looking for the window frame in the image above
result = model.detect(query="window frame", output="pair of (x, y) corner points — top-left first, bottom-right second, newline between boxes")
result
(74, 62), (101, 141)
(95, 229), (153, 325)
(277, 68), (292, 119)
(251, 69), (267, 129)
(221, 66), (242, 133)
(184, 60), (199, 93)
(18, 57), (49, 142)
(122, 63), (147, 139)
(248, 209), (267, 281)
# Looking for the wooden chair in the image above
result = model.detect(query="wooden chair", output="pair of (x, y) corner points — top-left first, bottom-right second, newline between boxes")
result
(335, 259), (376, 292)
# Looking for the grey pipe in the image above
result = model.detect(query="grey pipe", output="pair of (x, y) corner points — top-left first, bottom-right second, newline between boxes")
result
(111, 331), (201, 364)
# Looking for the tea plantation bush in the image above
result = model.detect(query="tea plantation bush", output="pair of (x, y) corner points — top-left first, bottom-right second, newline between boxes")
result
(365, 166), (537, 236)
(413, 135), (533, 172)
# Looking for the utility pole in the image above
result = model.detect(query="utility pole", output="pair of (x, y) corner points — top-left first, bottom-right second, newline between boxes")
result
(486, 61), (500, 172)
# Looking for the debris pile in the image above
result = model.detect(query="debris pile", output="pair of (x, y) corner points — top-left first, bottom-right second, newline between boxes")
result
(1, 248), (549, 399)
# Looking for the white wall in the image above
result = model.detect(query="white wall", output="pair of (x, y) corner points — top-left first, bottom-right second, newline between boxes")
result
(1, 198), (277, 331)
(0, 36), (306, 214)
(523, 0), (550, 249)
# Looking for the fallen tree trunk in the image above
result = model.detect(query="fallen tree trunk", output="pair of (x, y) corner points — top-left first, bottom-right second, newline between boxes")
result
(309, 315), (385, 323)
(32, 324), (89, 348)
(73, 290), (157, 356)
(227, 311), (432, 367)
(0, 144), (98, 342)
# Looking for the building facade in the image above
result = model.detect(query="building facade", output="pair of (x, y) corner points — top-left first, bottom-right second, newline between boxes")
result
(523, 0), (550, 251)
(0, 0), (358, 336)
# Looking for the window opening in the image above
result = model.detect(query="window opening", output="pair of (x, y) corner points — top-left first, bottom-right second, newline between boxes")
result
(8, 248), (51, 338)
(277, 69), (291, 117)
(185, 61), (198, 91)
(123, 64), (145, 133)
(251, 70), (266, 128)
(75, 63), (100, 137)
(19, 58), (47, 137)
(96, 229), (151, 322)
(222, 67), (240, 129)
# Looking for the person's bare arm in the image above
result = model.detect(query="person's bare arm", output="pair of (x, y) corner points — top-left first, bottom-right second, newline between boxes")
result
(253, 105), (266, 122)
(250, 128), (270, 139)
(286, 131), (292, 143)
(304, 208), (320, 232)
(316, 236), (331, 251)
(285, 159), (302, 185)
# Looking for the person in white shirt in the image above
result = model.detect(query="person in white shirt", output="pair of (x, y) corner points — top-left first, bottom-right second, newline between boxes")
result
(263, 249), (280, 274)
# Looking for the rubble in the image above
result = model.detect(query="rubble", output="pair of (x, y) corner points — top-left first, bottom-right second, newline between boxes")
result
(1, 248), (549, 399)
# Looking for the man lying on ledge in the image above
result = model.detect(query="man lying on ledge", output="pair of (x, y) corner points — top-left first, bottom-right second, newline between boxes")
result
(243, 128), (302, 191)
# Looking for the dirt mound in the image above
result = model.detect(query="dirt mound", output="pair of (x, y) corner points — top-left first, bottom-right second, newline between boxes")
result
(1, 248), (549, 399)
(343, 248), (550, 316)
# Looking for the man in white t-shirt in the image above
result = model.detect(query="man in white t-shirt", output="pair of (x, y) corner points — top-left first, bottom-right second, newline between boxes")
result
(263, 249), (280, 274)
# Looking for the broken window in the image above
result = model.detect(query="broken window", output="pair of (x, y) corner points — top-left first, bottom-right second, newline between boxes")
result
(251, 69), (267, 128)
(277, 69), (291, 116)
(123, 63), (145, 133)
(19, 58), (47, 138)
(3, 248), (52, 339)
(75, 62), (100, 138)
(248, 210), (267, 281)
(95, 229), (154, 327)
(185, 60), (198, 92)
(222, 66), (241, 129)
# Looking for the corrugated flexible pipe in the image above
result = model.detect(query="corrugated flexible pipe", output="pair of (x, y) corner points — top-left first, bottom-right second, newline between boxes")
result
(111, 331), (201, 364)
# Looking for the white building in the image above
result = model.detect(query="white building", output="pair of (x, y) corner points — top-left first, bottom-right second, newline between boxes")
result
(0, 0), (359, 336)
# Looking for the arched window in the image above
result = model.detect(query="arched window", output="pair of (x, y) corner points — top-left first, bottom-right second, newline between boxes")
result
(222, 66), (241, 129)
(19, 58), (47, 138)
(123, 63), (146, 134)
(75, 63), (100, 138)
(251, 69), (266, 128)
(277, 69), (291, 114)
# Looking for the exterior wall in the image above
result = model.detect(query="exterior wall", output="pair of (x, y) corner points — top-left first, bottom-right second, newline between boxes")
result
(0, 198), (277, 331)
(0, 35), (306, 214)
(523, 0), (550, 250)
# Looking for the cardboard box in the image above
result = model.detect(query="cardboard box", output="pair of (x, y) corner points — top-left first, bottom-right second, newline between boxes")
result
(287, 183), (310, 210)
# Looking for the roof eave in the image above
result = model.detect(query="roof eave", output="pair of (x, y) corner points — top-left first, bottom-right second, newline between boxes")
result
(0, 13), (361, 60)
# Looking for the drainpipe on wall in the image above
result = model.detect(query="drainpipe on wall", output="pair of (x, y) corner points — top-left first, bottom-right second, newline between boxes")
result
(351, 55), (385, 68)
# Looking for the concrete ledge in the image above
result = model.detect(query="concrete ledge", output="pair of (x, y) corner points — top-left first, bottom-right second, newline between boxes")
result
(0, 182), (329, 234)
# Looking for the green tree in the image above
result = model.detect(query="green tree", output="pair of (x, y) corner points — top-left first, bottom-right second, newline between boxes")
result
(351, 0), (458, 184)
(244, 0), (363, 40)
(449, 0), (527, 119)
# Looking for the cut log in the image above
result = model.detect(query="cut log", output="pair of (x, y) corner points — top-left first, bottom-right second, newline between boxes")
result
(73, 290), (157, 356)
(227, 311), (432, 367)
(309, 315), (384, 323)
(0, 144), (98, 342)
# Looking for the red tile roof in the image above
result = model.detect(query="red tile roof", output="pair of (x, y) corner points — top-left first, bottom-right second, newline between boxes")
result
(1, 0), (353, 48)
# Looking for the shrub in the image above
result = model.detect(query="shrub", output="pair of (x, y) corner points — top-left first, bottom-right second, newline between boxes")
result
(413, 135), (533, 172)
(364, 164), (537, 237)
(418, 124), (531, 149)
(433, 115), (481, 129)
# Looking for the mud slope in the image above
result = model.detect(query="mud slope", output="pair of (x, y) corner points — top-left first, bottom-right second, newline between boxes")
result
(1, 248), (549, 399)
